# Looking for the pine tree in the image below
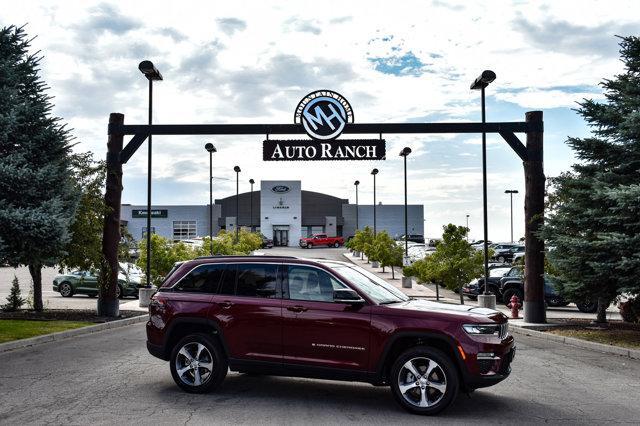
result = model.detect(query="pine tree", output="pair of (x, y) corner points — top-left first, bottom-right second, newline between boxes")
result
(2, 276), (25, 312)
(0, 25), (79, 311)
(543, 36), (640, 323)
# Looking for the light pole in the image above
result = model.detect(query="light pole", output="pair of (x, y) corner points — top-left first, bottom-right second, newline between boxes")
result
(205, 143), (217, 255)
(505, 189), (519, 243)
(371, 169), (379, 236)
(466, 214), (470, 242)
(234, 166), (241, 242)
(249, 178), (255, 232)
(138, 60), (162, 292)
(471, 69), (496, 306)
(399, 147), (412, 257)
(354, 180), (360, 232)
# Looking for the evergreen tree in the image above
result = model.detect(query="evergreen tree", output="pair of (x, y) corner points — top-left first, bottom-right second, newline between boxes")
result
(0, 25), (79, 311)
(2, 276), (25, 312)
(542, 36), (640, 323)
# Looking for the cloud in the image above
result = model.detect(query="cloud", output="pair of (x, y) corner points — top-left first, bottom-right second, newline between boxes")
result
(284, 18), (322, 35)
(512, 16), (638, 58)
(71, 3), (141, 40)
(329, 16), (352, 24)
(158, 27), (187, 42)
(216, 17), (247, 35)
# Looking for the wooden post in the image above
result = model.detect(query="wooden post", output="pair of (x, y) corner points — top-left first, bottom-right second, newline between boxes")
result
(98, 113), (124, 317)
(523, 111), (545, 323)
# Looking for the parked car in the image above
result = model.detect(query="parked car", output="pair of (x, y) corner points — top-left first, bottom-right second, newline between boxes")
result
(462, 267), (515, 301)
(53, 268), (140, 298)
(397, 234), (425, 244)
(493, 245), (525, 264)
(261, 235), (274, 249)
(299, 234), (344, 248)
(500, 275), (569, 308)
(146, 256), (515, 415)
(471, 240), (492, 250)
(406, 244), (435, 264)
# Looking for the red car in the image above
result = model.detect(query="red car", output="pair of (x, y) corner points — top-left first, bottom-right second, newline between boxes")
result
(146, 256), (515, 415)
(299, 233), (344, 248)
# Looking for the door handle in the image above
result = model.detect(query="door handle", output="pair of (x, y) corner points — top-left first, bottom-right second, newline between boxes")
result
(219, 301), (234, 309)
(287, 305), (308, 313)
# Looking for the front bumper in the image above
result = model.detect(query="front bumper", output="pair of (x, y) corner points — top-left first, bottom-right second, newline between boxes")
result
(465, 345), (515, 389)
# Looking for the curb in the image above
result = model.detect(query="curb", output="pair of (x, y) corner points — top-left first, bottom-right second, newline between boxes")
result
(0, 314), (148, 354)
(509, 323), (640, 360)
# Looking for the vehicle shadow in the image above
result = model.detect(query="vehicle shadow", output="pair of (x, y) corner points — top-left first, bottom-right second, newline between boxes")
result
(151, 372), (549, 421)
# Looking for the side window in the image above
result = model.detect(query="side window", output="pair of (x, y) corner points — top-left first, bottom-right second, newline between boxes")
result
(287, 265), (347, 302)
(174, 264), (224, 293)
(236, 264), (278, 298)
(218, 265), (237, 295)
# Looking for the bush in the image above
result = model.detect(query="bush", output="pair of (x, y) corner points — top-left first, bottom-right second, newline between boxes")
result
(619, 297), (640, 323)
(2, 276), (25, 312)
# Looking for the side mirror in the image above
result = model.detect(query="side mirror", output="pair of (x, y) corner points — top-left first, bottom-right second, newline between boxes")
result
(334, 289), (365, 304)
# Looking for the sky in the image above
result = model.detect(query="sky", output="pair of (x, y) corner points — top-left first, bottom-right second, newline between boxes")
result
(3, 0), (639, 241)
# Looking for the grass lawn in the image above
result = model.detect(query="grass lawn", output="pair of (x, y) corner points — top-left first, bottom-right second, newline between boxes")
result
(0, 319), (90, 344)
(548, 327), (640, 350)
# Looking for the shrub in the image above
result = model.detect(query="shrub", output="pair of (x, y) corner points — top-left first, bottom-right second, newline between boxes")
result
(2, 276), (25, 312)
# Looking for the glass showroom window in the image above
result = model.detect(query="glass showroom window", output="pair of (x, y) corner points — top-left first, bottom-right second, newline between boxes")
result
(173, 221), (197, 240)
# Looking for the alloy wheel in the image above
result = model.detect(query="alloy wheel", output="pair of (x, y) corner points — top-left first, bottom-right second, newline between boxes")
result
(60, 283), (72, 297)
(174, 342), (215, 387)
(397, 357), (447, 408)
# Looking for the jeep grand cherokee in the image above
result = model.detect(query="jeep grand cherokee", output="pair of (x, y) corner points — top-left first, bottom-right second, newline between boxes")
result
(146, 256), (515, 415)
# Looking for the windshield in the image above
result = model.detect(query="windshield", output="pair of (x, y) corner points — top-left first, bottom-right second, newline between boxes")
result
(323, 263), (409, 304)
(489, 267), (511, 277)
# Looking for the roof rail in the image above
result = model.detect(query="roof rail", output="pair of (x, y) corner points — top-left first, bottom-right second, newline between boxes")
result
(195, 255), (298, 260)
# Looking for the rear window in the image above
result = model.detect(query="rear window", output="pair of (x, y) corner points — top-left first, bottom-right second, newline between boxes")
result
(174, 264), (224, 293)
(236, 264), (278, 298)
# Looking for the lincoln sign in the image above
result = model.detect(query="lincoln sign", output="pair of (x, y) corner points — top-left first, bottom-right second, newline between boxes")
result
(263, 90), (386, 161)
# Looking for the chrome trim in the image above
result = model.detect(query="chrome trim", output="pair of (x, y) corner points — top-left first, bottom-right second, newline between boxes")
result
(167, 261), (284, 291)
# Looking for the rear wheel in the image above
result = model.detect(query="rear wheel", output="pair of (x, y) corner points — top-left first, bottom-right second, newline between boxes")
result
(59, 282), (74, 297)
(390, 346), (459, 415)
(502, 288), (523, 307)
(170, 333), (227, 393)
(115, 284), (123, 299)
(333, 242), (340, 248)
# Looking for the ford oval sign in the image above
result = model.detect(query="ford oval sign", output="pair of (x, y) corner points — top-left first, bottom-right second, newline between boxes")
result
(294, 90), (354, 141)
(271, 185), (290, 193)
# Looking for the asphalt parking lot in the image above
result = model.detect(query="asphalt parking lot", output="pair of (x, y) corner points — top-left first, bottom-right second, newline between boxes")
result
(1, 321), (639, 425)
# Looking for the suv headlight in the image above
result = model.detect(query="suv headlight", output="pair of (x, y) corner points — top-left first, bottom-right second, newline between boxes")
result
(463, 324), (501, 336)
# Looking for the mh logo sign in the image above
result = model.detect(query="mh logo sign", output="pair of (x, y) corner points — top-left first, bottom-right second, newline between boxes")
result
(294, 90), (354, 140)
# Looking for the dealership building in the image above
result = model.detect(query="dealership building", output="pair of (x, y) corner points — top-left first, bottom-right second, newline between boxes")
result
(121, 180), (423, 247)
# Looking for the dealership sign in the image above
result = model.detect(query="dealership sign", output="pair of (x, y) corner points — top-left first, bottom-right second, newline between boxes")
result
(263, 90), (386, 161)
(132, 209), (168, 218)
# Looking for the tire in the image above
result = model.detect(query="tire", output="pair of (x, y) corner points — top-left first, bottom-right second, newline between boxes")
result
(576, 301), (598, 313)
(547, 296), (564, 307)
(307, 243), (313, 249)
(116, 284), (123, 299)
(88, 293), (97, 298)
(497, 256), (505, 263)
(390, 346), (459, 415)
(333, 242), (340, 248)
(59, 282), (74, 298)
(170, 333), (228, 393)
(502, 288), (523, 307)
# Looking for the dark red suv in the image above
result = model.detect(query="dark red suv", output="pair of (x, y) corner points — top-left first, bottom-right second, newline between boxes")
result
(146, 256), (515, 415)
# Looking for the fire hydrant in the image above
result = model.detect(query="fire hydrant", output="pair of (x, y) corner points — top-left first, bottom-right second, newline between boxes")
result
(507, 294), (522, 319)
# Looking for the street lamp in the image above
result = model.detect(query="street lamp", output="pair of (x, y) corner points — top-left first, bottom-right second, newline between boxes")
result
(354, 180), (360, 232)
(371, 168), (379, 236)
(505, 190), (519, 243)
(138, 60), (162, 290)
(471, 69), (496, 304)
(205, 143), (217, 255)
(399, 147), (412, 257)
(249, 178), (255, 231)
(234, 166), (241, 242)
(466, 214), (470, 242)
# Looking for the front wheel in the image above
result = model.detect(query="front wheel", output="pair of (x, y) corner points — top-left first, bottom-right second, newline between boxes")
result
(390, 346), (459, 415)
(170, 333), (228, 393)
